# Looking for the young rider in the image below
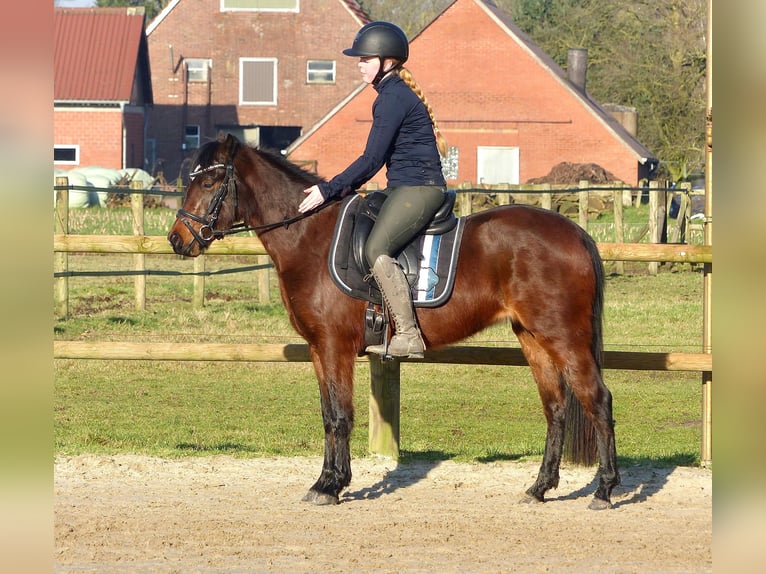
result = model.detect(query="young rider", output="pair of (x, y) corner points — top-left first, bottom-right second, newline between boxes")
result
(298, 21), (448, 359)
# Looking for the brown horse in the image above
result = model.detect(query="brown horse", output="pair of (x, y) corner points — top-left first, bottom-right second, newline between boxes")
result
(168, 133), (620, 510)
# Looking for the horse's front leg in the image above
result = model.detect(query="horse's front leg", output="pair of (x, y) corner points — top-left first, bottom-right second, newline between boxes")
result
(302, 347), (355, 505)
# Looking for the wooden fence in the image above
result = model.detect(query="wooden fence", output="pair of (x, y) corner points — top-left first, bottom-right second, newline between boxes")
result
(53, 178), (712, 461)
(54, 178), (703, 316)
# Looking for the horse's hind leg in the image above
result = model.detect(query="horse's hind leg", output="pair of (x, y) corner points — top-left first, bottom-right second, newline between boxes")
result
(569, 363), (620, 509)
(518, 334), (568, 503)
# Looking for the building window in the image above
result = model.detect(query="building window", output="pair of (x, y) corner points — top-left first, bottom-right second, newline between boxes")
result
(54, 145), (79, 166)
(442, 146), (458, 180)
(221, 0), (298, 12)
(184, 125), (200, 150)
(185, 58), (211, 82)
(240, 58), (277, 105)
(307, 60), (336, 84)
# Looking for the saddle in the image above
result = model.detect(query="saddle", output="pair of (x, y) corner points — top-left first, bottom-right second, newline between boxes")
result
(328, 190), (465, 349)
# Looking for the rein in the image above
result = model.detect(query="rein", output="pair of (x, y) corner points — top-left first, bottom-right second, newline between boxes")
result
(176, 159), (336, 247)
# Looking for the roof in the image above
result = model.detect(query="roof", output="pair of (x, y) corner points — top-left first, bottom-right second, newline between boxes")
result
(476, 0), (656, 165)
(54, 7), (152, 104)
(147, 0), (370, 35)
(289, 0), (656, 167)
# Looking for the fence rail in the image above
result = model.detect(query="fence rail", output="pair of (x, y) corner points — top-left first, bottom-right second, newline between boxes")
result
(53, 341), (712, 372)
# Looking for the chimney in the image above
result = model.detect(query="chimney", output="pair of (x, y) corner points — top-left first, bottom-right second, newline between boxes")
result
(567, 48), (588, 93)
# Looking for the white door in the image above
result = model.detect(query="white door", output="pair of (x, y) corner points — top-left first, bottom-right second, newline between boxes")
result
(477, 146), (520, 185)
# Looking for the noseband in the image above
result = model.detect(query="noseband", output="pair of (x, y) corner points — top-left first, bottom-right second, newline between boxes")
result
(176, 162), (238, 248)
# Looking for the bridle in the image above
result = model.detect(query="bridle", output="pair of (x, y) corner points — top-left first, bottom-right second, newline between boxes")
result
(176, 162), (237, 248)
(176, 158), (337, 249)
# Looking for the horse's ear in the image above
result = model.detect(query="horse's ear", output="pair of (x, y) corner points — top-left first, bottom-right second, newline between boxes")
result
(217, 132), (240, 159)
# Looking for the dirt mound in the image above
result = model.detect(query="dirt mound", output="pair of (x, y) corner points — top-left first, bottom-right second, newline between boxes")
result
(527, 162), (618, 184)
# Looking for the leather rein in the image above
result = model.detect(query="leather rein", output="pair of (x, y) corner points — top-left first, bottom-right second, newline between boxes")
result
(176, 160), (332, 248)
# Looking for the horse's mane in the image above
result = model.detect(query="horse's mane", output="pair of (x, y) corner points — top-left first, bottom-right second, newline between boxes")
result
(255, 146), (325, 187)
(190, 137), (324, 188)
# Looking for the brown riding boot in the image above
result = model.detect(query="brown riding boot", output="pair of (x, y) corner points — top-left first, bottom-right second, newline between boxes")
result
(365, 255), (425, 359)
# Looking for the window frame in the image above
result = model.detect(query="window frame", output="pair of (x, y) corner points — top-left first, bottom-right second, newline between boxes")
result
(185, 58), (211, 83)
(184, 125), (201, 150)
(220, 0), (299, 13)
(54, 144), (80, 166)
(306, 60), (336, 84)
(239, 58), (278, 106)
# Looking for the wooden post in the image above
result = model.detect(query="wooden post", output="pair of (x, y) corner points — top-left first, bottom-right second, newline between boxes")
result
(701, 0), (712, 467)
(612, 185), (624, 274)
(578, 180), (589, 230)
(193, 255), (206, 308)
(257, 254), (270, 305)
(495, 183), (510, 206)
(368, 357), (401, 459)
(54, 177), (69, 318)
(648, 180), (664, 274)
(459, 181), (472, 217)
(130, 180), (146, 311)
(540, 183), (552, 211)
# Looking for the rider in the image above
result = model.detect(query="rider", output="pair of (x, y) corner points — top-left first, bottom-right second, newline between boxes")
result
(298, 21), (448, 359)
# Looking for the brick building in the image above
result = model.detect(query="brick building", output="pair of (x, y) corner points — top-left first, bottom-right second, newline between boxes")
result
(54, 7), (153, 170)
(287, 0), (657, 187)
(145, 0), (369, 182)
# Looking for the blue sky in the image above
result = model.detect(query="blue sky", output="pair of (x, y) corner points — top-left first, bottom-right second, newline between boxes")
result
(55, 0), (97, 6)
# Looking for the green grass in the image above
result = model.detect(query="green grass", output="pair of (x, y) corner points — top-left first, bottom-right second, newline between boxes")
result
(54, 206), (706, 467)
(54, 267), (704, 467)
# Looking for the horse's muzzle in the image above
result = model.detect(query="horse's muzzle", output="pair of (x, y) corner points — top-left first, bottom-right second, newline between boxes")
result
(168, 229), (197, 257)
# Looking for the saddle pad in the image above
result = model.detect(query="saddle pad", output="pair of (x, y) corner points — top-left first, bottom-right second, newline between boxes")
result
(328, 194), (465, 308)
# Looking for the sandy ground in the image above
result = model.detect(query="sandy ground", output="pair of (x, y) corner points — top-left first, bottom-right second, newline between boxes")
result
(54, 455), (711, 573)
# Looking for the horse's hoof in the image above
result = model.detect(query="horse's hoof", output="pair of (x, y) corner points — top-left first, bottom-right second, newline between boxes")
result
(588, 497), (612, 510)
(519, 494), (544, 505)
(302, 490), (339, 505)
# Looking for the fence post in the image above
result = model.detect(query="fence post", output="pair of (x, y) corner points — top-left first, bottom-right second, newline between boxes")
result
(368, 357), (401, 459)
(578, 180), (589, 230)
(540, 183), (552, 211)
(54, 177), (70, 318)
(130, 180), (146, 311)
(193, 256), (206, 308)
(458, 181), (472, 217)
(612, 185), (625, 274)
(648, 180), (665, 275)
(257, 254), (270, 305)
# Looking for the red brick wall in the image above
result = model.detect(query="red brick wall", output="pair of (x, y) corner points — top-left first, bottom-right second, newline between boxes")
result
(54, 108), (124, 169)
(146, 0), (368, 177)
(289, 0), (642, 187)
(54, 107), (146, 169)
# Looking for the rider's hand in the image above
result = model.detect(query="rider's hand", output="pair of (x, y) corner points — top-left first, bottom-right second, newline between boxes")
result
(299, 185), (325, 213)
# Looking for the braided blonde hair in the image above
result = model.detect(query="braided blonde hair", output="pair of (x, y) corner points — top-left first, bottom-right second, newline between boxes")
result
(397, 67), (448, 157)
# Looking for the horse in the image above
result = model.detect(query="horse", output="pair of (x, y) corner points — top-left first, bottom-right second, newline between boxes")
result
(168, 133), (620, 510)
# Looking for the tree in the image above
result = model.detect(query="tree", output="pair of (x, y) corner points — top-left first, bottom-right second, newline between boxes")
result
(96, 0), (169, 21)
(504, 0), (707, 180)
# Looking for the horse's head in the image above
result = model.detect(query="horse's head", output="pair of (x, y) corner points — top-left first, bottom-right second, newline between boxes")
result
(168, 133), (240, 257)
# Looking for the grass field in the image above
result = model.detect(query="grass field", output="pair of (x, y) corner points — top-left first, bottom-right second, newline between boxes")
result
(54, 206), (706, 467)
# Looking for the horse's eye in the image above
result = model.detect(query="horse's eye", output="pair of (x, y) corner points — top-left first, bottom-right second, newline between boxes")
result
(201, 178), (216, 190)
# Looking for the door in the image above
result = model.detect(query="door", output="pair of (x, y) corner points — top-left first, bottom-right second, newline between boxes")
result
(477, 146), (520, 185)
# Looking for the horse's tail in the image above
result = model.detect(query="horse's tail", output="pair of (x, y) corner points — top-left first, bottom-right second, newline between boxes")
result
(563, 232), (604, 465)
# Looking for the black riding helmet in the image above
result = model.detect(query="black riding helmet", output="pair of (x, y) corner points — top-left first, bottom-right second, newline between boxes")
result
(343, 21), (409, 64)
